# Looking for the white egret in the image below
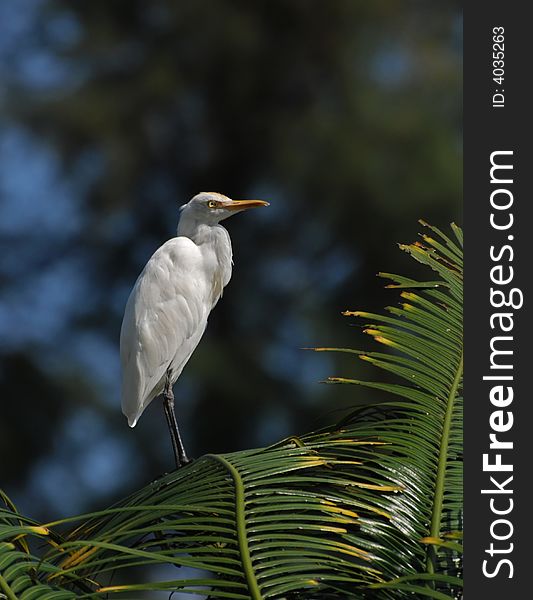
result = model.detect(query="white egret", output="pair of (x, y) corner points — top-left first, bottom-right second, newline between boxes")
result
(120, 192), (269, 467)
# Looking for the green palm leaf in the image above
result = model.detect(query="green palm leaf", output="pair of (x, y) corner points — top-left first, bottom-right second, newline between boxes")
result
(0, 493), (78, 600)
(322, 221), (463, 596)
(0, 221), (463, 599)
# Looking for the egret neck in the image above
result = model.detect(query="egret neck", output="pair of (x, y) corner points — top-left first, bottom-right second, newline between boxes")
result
(177, 214), (233, 306)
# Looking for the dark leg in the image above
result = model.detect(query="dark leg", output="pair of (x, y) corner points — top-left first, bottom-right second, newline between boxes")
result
(163, 371), (189, 469)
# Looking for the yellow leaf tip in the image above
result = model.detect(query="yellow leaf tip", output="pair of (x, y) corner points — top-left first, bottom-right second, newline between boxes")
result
(28, 526), (49, 536)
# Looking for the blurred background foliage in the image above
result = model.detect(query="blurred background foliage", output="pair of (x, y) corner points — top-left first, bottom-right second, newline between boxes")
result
(0, 0), (461, 523)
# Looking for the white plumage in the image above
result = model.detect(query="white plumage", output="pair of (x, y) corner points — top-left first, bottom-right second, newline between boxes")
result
(119, 192), (268, 464)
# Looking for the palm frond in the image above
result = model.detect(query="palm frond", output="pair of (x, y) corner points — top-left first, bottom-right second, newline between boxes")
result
(25, 441), (397, 598)
(0, 222), (463, 599)
(0, 496), (78, 599)
(325, 221), (463, 597)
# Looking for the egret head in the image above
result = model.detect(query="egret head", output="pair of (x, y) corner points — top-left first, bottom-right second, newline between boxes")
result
(180, 192), (269, 225)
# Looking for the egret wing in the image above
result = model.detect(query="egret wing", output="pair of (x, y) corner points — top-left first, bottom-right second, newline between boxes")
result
(120, 237), (208, 426)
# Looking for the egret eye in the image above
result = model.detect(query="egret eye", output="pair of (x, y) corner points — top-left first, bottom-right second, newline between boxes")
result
(208, 200), (218, 209)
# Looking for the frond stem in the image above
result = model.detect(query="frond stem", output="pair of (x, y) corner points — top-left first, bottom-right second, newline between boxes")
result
(206, 454), (261, 600)
(0, 573), (18, 600)
(427, 349), (463, 573)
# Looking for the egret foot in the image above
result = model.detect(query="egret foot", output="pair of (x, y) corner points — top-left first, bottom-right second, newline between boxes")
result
(163, 373), (189, 469)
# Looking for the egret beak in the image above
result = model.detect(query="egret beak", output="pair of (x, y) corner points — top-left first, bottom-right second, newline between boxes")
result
(224, 199), (270, 211)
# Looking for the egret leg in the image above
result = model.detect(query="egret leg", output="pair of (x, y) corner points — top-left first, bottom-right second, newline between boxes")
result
(163, 372), (189, 469)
